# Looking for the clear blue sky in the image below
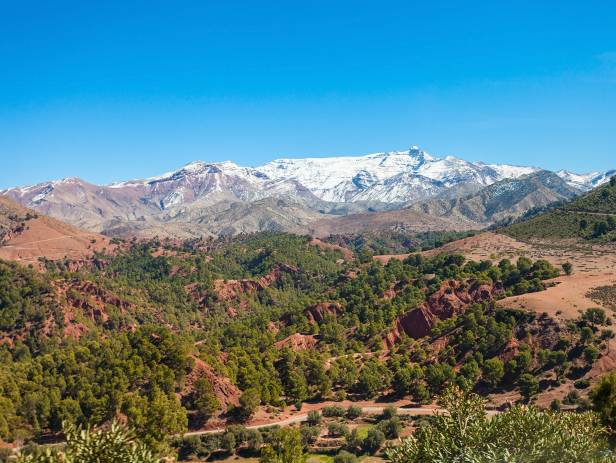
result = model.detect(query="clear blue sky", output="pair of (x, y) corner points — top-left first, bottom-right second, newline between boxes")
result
(1, 1), (615, 189)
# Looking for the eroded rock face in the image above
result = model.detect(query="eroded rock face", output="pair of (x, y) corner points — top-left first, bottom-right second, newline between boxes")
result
(213, 264), (298, 302)
(385, 280), (503, 348)
(305, 302), (343, 324)
(183, 357), (241, 410)
(274, 333), (318, 351)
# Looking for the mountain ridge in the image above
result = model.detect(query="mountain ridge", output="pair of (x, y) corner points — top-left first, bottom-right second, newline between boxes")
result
(2, 146), (613, 237)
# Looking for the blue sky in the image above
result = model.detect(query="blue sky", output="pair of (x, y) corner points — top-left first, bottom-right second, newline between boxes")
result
(1, 1), (615, 189)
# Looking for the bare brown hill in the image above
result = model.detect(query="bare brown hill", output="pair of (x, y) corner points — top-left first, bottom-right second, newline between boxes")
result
(0, 196), (113, 265)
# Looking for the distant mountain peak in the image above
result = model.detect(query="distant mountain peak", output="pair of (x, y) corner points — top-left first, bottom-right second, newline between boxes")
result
(1, 144), (613, 238)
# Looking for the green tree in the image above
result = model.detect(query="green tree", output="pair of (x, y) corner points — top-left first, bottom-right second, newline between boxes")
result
(237, 388), (261, 421)
(16, 421), (160, 463)
(425, 363), (455, 393)
(192, 378), (220, 419)
(592, 371), (616, 433)
(562, 262), (573, 275)
(123, 388), (187, 451)
(518, 374), (539, 401)
(482, 358), (504, 387)
(362, 428), (385, 454)
(357, 360), (389, 399)
(385, 386), (615, 463)
(259, 428), (306, 463)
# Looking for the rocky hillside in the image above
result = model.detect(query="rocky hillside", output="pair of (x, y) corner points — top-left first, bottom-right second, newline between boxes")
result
(406, 170), (580, 224)
(1, 232), (607, 446)
(2, 146), (612, 238)
(0, 196), (38, 244)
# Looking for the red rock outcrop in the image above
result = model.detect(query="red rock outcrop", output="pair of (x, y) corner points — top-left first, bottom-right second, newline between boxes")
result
(183, 357), (241, 409)
(274, 333), (318, 351)
(213, 264), (298, 302)
(213, 278), (266, 301)
(305, 302), (343, 324)
(385, 280), (503, 348)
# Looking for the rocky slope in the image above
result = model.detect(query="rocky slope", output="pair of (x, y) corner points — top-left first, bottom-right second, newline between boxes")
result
(2, 146), (612, 237)
(385, 280), (502, 347)
(405, 170), (581, 224)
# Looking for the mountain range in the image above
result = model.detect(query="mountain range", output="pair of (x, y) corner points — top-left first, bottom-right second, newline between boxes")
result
(2, 146), (614, 237)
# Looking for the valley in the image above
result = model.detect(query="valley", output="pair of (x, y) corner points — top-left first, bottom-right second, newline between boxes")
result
(1, 159), (616, 462)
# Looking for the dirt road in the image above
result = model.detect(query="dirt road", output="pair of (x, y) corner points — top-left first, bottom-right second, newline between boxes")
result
(184, 404), (499, 437)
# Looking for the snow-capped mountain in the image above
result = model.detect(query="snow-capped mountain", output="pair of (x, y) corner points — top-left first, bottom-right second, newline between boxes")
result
(556, 169), (616, 191)
(256, 146), (543, 203)
(1, 145), (613, 237)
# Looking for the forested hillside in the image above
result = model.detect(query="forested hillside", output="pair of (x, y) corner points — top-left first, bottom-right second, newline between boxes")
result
(505, 175), (616, 241)
(0, 232), (610, 455)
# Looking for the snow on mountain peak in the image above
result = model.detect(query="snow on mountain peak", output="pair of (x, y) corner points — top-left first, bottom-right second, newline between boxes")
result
(556, 169), (616, 191)
(3, 145), (613, 209)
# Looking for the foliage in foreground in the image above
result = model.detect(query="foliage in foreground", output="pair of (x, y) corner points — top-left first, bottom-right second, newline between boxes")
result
(258, 427), (306, 463)
(385, 386), (615, 463)
(14, 421), (160, 463)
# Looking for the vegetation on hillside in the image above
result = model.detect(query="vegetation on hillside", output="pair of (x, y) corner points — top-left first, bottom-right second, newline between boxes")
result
(504, 176), (616, 242)
(325, 230), (477, 258)
(0, 232), (609, 458)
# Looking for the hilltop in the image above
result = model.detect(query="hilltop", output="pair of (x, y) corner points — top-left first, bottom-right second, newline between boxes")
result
(0, 196), (113, 265)
(504, 175), (616, 242)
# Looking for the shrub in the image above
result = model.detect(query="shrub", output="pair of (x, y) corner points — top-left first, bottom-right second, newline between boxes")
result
(583, 308), (607, 326)
(564, 389), (580, 405)
(518, 374), (539, 401)
(584, 345), (600, 364)
(300, 425), (321, 445)
(362, 428), (385, 454)
(307, 410), (322, 426)
(382, 405), (398, 420)
(246, 429), (263, 453)
(327, 422), (349, 438)
(385, 386), (615, 463)
(334, 450), (359, 463)
(322, 405), (345, 417)
(346, 405), (362, 420)
(378, 416), (403, 438)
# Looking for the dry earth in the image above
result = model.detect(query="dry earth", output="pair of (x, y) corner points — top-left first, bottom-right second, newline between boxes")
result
(0, 215), (112, 265)
(377, 232), (616, 320)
